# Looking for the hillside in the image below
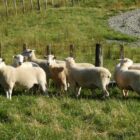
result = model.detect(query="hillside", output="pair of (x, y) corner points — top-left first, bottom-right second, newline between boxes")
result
(0, 1), (140, 139)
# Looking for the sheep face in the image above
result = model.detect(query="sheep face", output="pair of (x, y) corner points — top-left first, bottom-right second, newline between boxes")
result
(13, 54), (24, 66)
(65, 57), (75, 66)
(46, 55), (56, 66)
(119, 58), (133, 67)
(0, 58), (5, 68)
(22, 49), (35, 59)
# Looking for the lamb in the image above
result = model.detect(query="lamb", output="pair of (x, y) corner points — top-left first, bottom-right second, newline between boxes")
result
(47, 55), (67, 93)
(13, 54), (39, 67)
(46, 55), (95, 91)
(21, 48), (51, 84)
(65, 57), (111, 97)
(0, 58), (48, 100)
(114, 58), (140, 97)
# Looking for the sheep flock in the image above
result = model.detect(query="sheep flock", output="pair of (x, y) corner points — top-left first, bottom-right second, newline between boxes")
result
(0, 47), (140, 100)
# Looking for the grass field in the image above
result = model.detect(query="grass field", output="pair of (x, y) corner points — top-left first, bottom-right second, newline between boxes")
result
(0, 0), (140, 140)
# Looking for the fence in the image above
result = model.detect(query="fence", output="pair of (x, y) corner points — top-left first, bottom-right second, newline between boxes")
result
(0, 42), (125, 67)
(1, 0), (81, 17)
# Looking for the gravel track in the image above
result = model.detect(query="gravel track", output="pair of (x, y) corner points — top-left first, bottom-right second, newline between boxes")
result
(108, 9), (140, 37)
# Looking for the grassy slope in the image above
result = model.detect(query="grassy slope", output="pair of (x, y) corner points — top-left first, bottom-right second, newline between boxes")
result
(0, 0), (140, 139)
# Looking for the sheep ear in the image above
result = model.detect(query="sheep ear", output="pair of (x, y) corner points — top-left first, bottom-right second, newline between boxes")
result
(117, 59), (123, 61)
(28, 50), (33, 53)
(13, 55), (17, 59)
(44, 55), (47, 59)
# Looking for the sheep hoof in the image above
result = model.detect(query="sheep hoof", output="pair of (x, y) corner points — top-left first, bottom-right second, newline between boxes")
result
(76, 95), (80, 99)
(101, 95), (109, 100)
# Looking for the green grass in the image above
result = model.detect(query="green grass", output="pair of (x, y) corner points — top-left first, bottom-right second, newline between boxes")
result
(0, 0), (140, 139)
(0, 95), (139, 140)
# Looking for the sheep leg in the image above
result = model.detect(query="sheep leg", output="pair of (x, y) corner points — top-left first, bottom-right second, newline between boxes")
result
(123, 90), (128, 97)
(5, 90), (9, 99)
(63, 80), (67, 91)
(77, 87), (82, 97)
(5, 88), (13, 100)
(40, 83), (49, 97)
(91, 89), (96, 98)
(8, 89), (13, 100)
(67, 83), (70, 88)
(102, 88), (109, 98)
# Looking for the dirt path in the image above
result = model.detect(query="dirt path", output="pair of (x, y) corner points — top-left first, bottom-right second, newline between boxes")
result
(108, 9), (140, 37)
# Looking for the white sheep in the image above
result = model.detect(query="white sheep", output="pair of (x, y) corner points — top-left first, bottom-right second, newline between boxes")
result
(128, 63), (140, 70)
(0, 58), (48, 100)
(21, 48), (51, 84)
(114, 58), (140, 97)
(46, 55), (95, 92)
(65, 57), (111, 98)
(13, 54), (39, 67)
(116, 58), (140, 70)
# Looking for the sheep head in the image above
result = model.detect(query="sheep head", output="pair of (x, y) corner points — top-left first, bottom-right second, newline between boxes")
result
(0, 58), (5, 68)
(119, 58), (133, 67)
(13, 54), (24, 66)
(65, 57), (75, 64)
(45, 54), (56, 66)
(22, 48), (35, 59)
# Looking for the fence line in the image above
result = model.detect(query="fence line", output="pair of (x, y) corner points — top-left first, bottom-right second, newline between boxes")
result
(0, 42), (126, 70)
(13, 0), (17, 15)
(3, 0), (8, 16)
(30, 0), (34, 10)
(21, 0), (25, 13)
(2, 0), (80, 17)
(0, 42), (2, 58)
(120, 44), (124, 59)
(44, 0), (47, 10)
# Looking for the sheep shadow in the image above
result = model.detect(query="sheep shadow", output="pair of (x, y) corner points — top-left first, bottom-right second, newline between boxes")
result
(0, 85), (139, 101)
(63, 87), (140, 101)
(0, 84), (45, 98)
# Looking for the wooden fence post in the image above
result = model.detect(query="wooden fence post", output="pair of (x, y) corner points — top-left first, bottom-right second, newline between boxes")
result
(21, 0), (25, 13)
(0, 42), (2, 58)
(13, 0), (17, 15)
(69, 44), (75, 58)
(23, 43), (27, 51)
(44, 0), (47, 9)
(120, 44), (124, 59)
(37, 0), (41, 11)
(3, 0), (8, 16)
(30, 0), (34, 10)
(51, 0), (54, 6)
(71, 0), (74, 6)
(95, 43), (103, 67)
(46, 44), (51, 55)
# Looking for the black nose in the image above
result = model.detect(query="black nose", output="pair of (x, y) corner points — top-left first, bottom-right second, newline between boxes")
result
(46, 62), (50, 66)
(19, 62), (22, 65)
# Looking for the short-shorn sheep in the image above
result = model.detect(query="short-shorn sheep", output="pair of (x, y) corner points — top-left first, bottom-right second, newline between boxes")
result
(114, 58), (140, 97)
(65, 57), (111, 97)
(0, 58), (48, 99)
(13, 54), (39, 67)
(21, 48), (51, 84)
